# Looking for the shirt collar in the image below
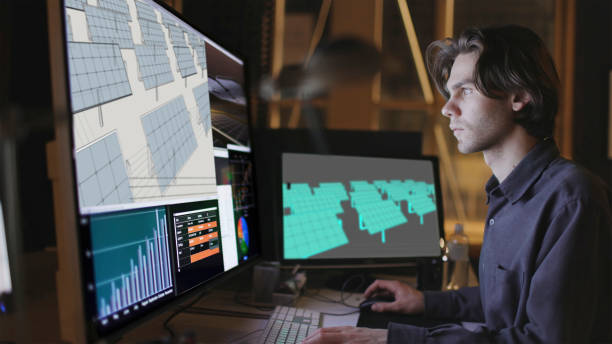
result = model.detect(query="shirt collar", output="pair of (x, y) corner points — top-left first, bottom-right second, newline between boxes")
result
(485, 138), (560, 204)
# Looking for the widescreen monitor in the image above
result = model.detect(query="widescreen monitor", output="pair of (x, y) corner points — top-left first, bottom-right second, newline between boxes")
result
(282, 153), (443, 263)
(0, 201), (11, 300)
(60, 0), (259, 339)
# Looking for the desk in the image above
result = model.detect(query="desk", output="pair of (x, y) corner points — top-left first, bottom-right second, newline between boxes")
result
(120, 288), (362, 343)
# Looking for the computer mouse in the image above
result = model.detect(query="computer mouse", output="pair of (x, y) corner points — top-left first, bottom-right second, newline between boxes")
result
(358, 295), (395, 312)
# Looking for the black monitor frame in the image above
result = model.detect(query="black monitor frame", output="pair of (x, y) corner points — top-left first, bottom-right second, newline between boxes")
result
(47, 0), (262, 342)
(252, 128), (443, 268)
(280, 153), (445, 266)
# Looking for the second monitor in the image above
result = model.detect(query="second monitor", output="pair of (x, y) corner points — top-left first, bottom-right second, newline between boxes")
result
(282, 153), (443, 262)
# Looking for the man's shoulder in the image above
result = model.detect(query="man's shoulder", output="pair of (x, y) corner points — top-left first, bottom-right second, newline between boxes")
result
(541, 156), (610, 207)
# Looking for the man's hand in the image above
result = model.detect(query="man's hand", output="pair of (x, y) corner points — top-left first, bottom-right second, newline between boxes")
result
(302, 326), (387, 344)
(363, 279), (425, 314)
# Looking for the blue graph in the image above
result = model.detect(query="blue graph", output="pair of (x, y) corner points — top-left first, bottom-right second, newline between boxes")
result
(90, 207), (173, 319)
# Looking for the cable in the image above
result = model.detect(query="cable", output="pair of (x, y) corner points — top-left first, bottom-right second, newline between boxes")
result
(229, 328), (265, 344)
(162, 289), (209, 339)
(233, 290), (276, 311)
(183, 306), (270, 319)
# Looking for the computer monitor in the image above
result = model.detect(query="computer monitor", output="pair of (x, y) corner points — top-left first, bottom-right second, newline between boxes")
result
(50, 0), (260, 340)
(252, 128), (425, 262)
(282, 153), (443, 264)
(0, 201), (11, 308)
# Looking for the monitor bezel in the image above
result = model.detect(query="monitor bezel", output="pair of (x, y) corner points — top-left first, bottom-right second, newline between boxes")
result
(280, 152), (445, 266)
(53, 0), (262, 341)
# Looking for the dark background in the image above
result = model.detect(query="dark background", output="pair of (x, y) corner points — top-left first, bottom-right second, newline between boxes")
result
(0, 0), (610, 254)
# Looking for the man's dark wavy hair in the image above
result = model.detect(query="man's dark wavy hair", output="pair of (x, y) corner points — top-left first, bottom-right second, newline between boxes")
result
(426, 25), (560, 139)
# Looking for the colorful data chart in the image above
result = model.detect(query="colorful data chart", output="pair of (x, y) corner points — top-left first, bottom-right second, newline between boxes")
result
(90, 207), (173, 320)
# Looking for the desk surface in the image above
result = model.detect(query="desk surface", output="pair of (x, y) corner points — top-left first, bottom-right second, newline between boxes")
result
(120, 288), (363, 343)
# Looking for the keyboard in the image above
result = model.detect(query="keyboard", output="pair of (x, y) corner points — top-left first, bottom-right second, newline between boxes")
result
(258, 306), (321, 344)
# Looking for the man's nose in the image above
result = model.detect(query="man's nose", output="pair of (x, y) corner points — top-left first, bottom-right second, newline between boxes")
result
(441, 99), (459, 118)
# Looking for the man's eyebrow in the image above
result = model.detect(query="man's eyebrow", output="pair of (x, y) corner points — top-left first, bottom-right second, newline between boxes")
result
(447, 79), (474, 92)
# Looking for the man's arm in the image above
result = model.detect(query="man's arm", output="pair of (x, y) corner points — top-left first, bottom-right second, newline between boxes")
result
(389, 198), (611, 343)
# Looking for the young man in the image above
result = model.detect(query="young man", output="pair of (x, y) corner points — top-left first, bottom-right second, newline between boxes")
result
(304, 25), (612, 343)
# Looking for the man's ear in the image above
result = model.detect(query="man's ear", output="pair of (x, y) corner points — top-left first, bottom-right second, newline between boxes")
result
(511, 91), (532, 112)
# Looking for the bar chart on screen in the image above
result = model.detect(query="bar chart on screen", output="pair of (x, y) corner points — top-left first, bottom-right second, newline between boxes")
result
(89, 206), (174, 320)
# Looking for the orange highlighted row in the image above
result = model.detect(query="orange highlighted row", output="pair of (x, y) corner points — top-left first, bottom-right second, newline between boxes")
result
(188, 231), (219, 247)
(190, 247), (220, 263)
(188, 221), (218, 234)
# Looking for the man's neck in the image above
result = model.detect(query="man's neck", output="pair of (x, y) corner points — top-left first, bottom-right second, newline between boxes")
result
(483, 128), (539, 183)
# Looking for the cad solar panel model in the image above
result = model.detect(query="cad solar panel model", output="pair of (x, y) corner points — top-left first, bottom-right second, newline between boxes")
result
(168, 24), (187, 46)
(192, 83), (211, 134)
(75, 132), (133, 208)
(187, 32), (201, 47)
(98, 0), (131, 18)
(349, 180), (407, 243)
(134, 45), (174, 90)
(283, 182), (349, 259)
(141, 96), (198, 191)
(68, 41), (132, 113)
(161, 11), (178, 27)
(135, 0), (158, 22)
(135, 1), (166, 47)
(85, 5), (134, 49)
(173, 45), (197, 78)
(65, 0), (86, 10)
(66, 13), (73, 42)
(193, 44), (206, 70)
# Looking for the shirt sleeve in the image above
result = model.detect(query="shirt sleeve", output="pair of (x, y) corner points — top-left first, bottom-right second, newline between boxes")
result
(388, 198), (612, 343)
(423, 287), (484, 322)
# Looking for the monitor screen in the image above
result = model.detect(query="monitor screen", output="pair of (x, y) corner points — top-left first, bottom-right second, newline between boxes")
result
(282, 153), (443, 261)
(0, 201), (11, 298)
(62, 0), (259, 338)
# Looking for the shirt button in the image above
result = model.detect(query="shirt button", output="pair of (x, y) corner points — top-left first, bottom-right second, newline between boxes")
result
(489, 218), (495, 226)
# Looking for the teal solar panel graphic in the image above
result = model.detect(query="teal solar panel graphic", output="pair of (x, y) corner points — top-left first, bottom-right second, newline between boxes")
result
(65, 0), (86, 10)
(283, 179), (437, 258)
(349, 181), (407, 243)
(283, 183), (349, 259)
(75, 132), (133, 207)
(85, 5), (134, 48)
(192, 83), (211, 134)
(134, 45), (174, 89)
(98, 0), (131, 17)
(168, 24), (187, 46)
(374, 180), (437, 224)
(141, 96), (197, 191)
(173, 45), (197, 77)
(67, 42), (132, 113)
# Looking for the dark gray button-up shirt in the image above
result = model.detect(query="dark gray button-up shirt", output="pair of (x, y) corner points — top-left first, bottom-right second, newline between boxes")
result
(388, 140), (612, 343)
